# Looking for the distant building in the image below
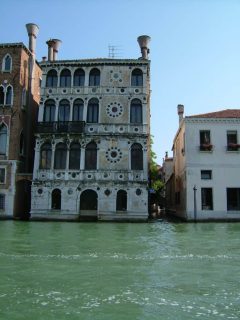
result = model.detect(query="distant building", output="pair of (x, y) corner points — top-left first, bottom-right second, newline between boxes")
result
(31, 36), (151, 221)
(0, 24), (41, 218)
(166, 105), (240, 220)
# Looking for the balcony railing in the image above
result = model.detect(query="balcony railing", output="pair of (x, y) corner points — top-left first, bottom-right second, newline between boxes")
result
(36, 121), (85, 134)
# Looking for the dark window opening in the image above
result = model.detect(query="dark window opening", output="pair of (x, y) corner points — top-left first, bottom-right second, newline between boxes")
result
(200, 130), (212, 151)
(69, 143), (80, 170)
(0, 168), (5, 183)
(131, 68), (143, 86)
(58, 99), (70, 122)
(44, 100), (56, 122)
(227, 188), (240, 210)
(0, 124), (7, 155)
(85, 142), (97, 170)
(201, 170), (212, 180)
(6, 86), (12, 105)
(201, 188), (213, 210)
(116, 190), (127, 211)
(54, 143), (67, 169)
(3, 55), (11, 71)
(46, 69), (58, 87)
(60, 69), (71, 87)
(89, 68), (100, 86)
(74, 68), (85, 86)
(0, 87), (4, 104)
(0, 194), (5, 210)
(73, 99), (84, 121)
(87, 98), (99, 123)
(130, 99), (142, 124)
(80, 189), (98, 210)
(227, 131), (238, 151)
(51, 189), (61, 210)
(40, 143), (52, 169)
(131, 143), (143, 170)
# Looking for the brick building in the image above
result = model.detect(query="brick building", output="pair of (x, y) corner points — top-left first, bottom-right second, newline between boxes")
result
(0, 24), (41, 218)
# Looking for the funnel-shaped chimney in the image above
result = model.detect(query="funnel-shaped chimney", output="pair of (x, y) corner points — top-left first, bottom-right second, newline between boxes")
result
(46, 39), (62, 61)
(177, 104), (184, 124)
(137, 35), (151, 59)
(26, 23), (39, 54)
(52, 39), (62, 61)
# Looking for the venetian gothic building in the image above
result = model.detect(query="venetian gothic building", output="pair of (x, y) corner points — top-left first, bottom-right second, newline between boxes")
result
(31, 36), (151, 221)
(0, 24), (41, 218)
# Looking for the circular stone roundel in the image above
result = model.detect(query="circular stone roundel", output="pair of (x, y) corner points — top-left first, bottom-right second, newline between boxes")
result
(105, 147), (123, 163)
(106, 102), (123, 118)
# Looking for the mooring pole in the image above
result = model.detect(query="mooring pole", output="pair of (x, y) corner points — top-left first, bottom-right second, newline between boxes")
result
(193, 185), (197, 222)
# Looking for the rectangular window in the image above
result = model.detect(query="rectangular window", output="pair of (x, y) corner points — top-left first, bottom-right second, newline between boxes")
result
(201, 170), (212, 180)
(0, 194), (5, 210)
(227, 131), (238, 151)
(227, 188), (240, 210)
(175, 191), (180, 205)
(201, 188), (213, 210)
(200, 130), (212, 151)
(0, 168), (5, 183)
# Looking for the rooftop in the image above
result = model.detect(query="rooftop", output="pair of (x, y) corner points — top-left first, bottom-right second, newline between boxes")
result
(187, 109), (240, 119)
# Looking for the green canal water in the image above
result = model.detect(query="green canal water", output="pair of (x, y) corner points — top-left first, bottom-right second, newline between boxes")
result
(0, 221), (239, 320)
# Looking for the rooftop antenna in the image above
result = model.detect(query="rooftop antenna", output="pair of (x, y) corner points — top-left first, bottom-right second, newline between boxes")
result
(108, 45), (123, 58)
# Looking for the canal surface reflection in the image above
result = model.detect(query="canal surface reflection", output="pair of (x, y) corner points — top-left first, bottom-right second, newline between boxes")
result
(0, 221), (239, 319)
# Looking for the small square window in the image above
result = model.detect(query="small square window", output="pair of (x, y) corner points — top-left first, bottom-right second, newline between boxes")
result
(201, 170), (212, 180)
(0, 168), (5, 183)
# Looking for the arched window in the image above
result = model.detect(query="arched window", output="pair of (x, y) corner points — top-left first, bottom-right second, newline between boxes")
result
(74, 68), (85, 86)
(130, 99), (142, 124)
(0, 86), (4, 105)
(44, 99), (56, 122)
(69, 143), (81, 170)
(58, 99), (70, 122)
(131, 68), (143, 86)
(85, 141), (97, 170)
(73, 99), (84, 121)
(19, 131), (24, 155)
(89, 68), (100, 86)
(2, 54), (12, 72)
(40, 143), (52, 169)
(116, 190), (127, 211)
(54, 143), (67, 169)
(87, 98), (99, 123)
(0, 124), (7, 155)
(131, 143), (143, 170)
(46, 69), (58, 87)
(5, 86), (13, 105)
(51, 189), (61, 210)
(80, 189), (98, 210)
(60, 69), (71, 87)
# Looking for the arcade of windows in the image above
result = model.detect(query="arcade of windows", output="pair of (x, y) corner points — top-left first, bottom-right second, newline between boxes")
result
(50, 188), (129, 212)
(45, 67), (143, 88)
(43, 98), (142, 124)
(40, 141), (143, 171)
(0, 85), (13, 106)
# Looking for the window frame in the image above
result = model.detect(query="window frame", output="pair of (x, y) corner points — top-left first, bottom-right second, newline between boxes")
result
(89, 68), (100, 86)
(131, 68), (143, 86)
(130, 99), (142, 124)
(2, 54), (12, 72)
(227, 130), (239, 151)
(201, 187), (213, 210)
(201, 170), (212, 180)
(0, 194), (5, 210)
(199, 130), (212, 151)
(0, 167), (6, 184)
(131, 143), (143, 170)
(227, 188), (240, 211)
(46, 69), (58, 87)
(60, 69), (71, 87)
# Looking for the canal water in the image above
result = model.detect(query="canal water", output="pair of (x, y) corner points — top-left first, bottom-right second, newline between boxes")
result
(0, 221), (239, 320)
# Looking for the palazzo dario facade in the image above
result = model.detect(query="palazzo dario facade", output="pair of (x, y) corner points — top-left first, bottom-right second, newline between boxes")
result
(31, 36), (151, 221)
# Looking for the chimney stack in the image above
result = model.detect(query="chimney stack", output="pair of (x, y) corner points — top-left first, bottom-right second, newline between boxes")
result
(177, 104), (184, 124)
(46, 39), (61, 61)
(26, 23), (39, 54)
(137, 35), (151, 59)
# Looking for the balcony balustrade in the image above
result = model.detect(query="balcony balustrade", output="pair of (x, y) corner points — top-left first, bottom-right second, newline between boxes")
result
(36, 121), (85, 134)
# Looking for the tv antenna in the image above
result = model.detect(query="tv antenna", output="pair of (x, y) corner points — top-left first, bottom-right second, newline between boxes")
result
(108, 45), (123, 58)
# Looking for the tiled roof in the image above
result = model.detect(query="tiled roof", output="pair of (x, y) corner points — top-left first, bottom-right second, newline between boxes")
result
(187, 109), (240, 119)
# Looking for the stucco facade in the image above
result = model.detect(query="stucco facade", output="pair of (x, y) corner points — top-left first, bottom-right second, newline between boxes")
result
(168, 107), (240, 221)
(31, 38), (151, 221)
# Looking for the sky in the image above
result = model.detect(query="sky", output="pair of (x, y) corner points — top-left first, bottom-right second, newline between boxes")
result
(1, 0), (240, 163)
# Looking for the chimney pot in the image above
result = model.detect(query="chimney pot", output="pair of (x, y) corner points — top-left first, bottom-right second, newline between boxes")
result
(137, 35), (151, 59)
(25, 23), (39, 54)
(177, 104), (184, 124)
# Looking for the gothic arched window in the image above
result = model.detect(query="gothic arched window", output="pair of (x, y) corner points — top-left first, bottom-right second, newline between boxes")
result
(87, 98), (99, 123)
(73, 99), (84, 121)
(46, 69), (58, 87)
(58, 99), (70, 122)
(43, 99), (56, 122)
(0, 124), (7, 155)
(131, 68), (143, 86)
(85, 141), (97, 170)
(40, 143), (52, 169)
(89, 68), (100, 86)
(54, 143), (67, 169)
(74, 68), (85, 86)
(69, 143), (81, 170)
(130, 99), (142, 124)
(131, 143), (143, 170)
(60, 69), (71, 87)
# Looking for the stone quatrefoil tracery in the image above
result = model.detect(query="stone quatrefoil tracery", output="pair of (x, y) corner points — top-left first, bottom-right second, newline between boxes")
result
(105, 147), (123, 163)
(106, 102), (123, 118)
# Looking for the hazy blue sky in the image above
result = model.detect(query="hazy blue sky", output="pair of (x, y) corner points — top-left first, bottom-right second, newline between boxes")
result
(2, 0), (240, 163)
